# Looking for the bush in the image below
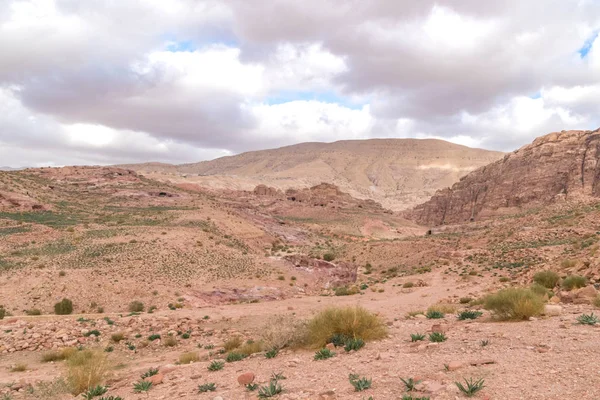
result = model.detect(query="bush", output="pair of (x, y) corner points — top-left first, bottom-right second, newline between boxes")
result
(54, 298), (73, 315)
(323, 253), (335, 262)
(226, 352), (246, 362)
(306, 306), (387, 348)
(258, 380), (283, 398)
(239, 340), (263, 356)
(26, 308), (42, 316)
(562, 275), (587, 290)
(223, 336), (243, 351)
(483, 288), (544, 320)
(178, 352), (199, 364)
(110, 333), (125, 343)
(533, 270), (560, 288)
(425, 310), (444, 319)
(0, 306), (5, 319)
(457, 310), (482, 320)
(128, 301), (144, 312)
(343, 338), (365, 352)
(403, 282), (415, 288)
(66, 349), (109, 395)
(594, 295), (600, 309)
(259, 314), (308, 350)
(163, 336), (178, 347)
(314, 348), (335, 360)
(42, 347), (77, 362)
(530, 283), (551, 297)
(198, 383), (217, 393)
(459, 297), (472, 304)
(334, 286), (359, 296)
(410, 333), (425, 342)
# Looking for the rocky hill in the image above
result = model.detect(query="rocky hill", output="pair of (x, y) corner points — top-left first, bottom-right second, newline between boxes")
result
(411, 129), (600, 226)
(122, 139), (502, 210)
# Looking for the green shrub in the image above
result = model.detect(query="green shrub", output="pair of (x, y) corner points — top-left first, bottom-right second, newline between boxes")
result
(179, 352), (199, 364)
(141, 368), (159, 379)
(84, 330), (100, 337)
(258, 380), (283, 398)
(306, 306), (387, 348)
(562, 275), (587, 290)
(26, 309), (42, 316)
(82, 385), (107, 400)
(133, 380), (152, 393)
(54, 298), (73, 315)
(425, 310), (444, 319)
(148, 334), (161, 341)
(197, 383), (216, 393)
(576, 313), (599, 325)
(110, 333), (125, 343)
(323, 253), (335, 262)
(343, 338), (365, 352)
(483, 288), (544, 320)
(530, 283), (551, 297)
(410, 333), (425, 342)
(208, 360), (224, 371)
(265, 348), (279, 359)
(226, 352), (246, 362)
(403, 282), (415, 288)
(457, 310), (483, 320)
(0, 306), (5, 319)
(348, 374), (371, 392)
(400, 377), (421, 392)
(428, 332), (447, 342)
(533, 270), (560, 288)
(128, 301), (144, 312)
(455, 378), (485, 397)
(314, 348), (335, 360)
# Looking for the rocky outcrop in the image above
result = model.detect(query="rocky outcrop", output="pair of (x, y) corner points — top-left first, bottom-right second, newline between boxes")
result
(284, 254), (358, 288)
(253, 184), (281, 196)
(411, 129), (600, 226)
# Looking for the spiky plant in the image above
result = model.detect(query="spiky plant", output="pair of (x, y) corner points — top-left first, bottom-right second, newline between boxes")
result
(140, 368), (159, 379)
(400, 377), (421, 392)
(314, 348), (335, 360)
(81, 385), (107, 399)
(271, 372), (286, 381)
(410, 333), (426, 342)
(246, 383), (259, 391)
(197, 383), (216, 393)
(349, 374), (372, 392)
(344, 338), (365, 352)
(425, 310), (444, 319)
(577, 313), (599, 325)
(457, 310), (483, 320)
(429, 332), (447, 342)
(226, 352), (246, 362)
(133, 380), (152, 393)
(208, 360), (224, 371)
(258, 380), (283, 398)
(265, 348), (279, 359)
(455, 378), (485, 397)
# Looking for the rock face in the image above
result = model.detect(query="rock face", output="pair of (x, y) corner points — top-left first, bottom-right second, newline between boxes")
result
(410, 129), (600, 226)
(284, 254), (358, 288)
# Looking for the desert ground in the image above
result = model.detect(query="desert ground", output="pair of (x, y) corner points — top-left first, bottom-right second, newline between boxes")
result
(2, 132), (600, 400)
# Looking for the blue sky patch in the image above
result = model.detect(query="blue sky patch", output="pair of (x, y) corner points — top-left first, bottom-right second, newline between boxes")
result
(266, 91), (366, 109)
(578, 31), (598, 58)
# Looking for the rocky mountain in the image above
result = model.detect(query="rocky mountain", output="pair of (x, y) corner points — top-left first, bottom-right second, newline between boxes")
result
(122, 139), (502, 210)
(411, 129), (600, 226)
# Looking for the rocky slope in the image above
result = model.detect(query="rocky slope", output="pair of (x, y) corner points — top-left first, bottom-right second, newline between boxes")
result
(411, 129), (600, 226)
(122, 139), (503, 210)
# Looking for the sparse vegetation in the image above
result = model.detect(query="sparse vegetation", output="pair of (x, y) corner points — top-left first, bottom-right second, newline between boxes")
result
(410, 333), (426, 342)
(133, 380), (152, 393)
(323, 253), (335, 262)
(179, 352), (199, 364)
(54, 298), (73, 315)
(457, 310), (483, 320)
(10, 363), (27, 372)
(577, 313), (599, 325)
(533, 270), (560, 288)
(306, 306), (387, 348)
(344, 337), (365, 352)
(226, 351), (246, 362)
(42, 347), (77, 362)
(429, 332), (447, 342)
(163, 335), (178, 347)
(425, 310), (444, 319)
(400, 377), (421, 392)
(66, 349), (109, 395)
(81, 385), (107, 400)
(455, 378), (485, 397)
(110, 333), (125, 343)
(208, 360), (224, 371)
(197, 383), (216, 393)
(314, 348), (335, 360)
(265, 348), (279, 359)
(128, 301), (144, 312)
(483, 288), (544, 320)
(562, 275), (587, 290)
(258, 380), (283, 398)
(141, 368), (159, 379)
(223, 336), (243, 351)
(349, 374), (372, 392)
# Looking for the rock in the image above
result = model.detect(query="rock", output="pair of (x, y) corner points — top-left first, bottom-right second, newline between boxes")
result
(469, 359), (496, 366)
(415, 314), (427, 320)
(447, 361), (463, 371)
(325, 343), (336, 351)
(159, 364), (178, 375)
(431, 323), (447, 333)
(144, 373), (164, 385)
(212, 397), (224, 400)
(543, 304), (563, 316)
(237, 372), (255, 386)
(574, 286), (598, 302)
(549, 296), (561, 304)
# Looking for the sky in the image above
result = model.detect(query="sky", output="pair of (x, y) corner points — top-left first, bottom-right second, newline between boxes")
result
(1, 0), (599, 167)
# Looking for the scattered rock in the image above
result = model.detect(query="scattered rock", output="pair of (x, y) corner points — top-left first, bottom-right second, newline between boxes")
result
(238, 372), (255, 386)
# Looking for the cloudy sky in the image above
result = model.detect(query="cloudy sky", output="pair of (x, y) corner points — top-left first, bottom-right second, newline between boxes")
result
(1, 0), (599, 167)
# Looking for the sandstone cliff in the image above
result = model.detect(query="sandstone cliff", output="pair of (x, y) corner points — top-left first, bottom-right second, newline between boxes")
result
(411, 129), (600, 226)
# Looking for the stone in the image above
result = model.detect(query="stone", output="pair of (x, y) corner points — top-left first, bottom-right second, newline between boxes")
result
(447, 361), (463, 371)
(144, 373), (164, 385)
(237, 372), (255, 386)
(543, 304), (563, 316)
(325, 343), (336, 351)
(469, 359), (496, 366)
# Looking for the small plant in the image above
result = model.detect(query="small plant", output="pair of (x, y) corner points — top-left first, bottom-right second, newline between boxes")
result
(349, 374), (372, 392)
(562, 275), (587, 290)
(271, 372), (286, 381)
(577, 313), (599, 325)
(344, 338), (365, 352)
(197, 383), (216, 393)
(226, 352), (246, 362)
(459, 297), (472, 304)
(323, 253), (335, 262)
(163, 336), (177, 347)
(400, 377), (421, 392)
(425, 310), (444, 319)
(455, 378), (485, 397)
(128, 301), (144, 312)
(208, 360), (224, 371)
(98, 397), (123, 400)
(246, 383), (259, 391)
(26, 308), (42, 316)
(110, 333), (125, 343)
(480, 339), (490, 347)
(10, 363), (27, 372)
(179, 352), (199, 364)
(402, 396), (430, 400)
(410, 333), (426, 342)
(148, 334), (161, 341)
(104, 346), (113, 353)
(314, 348), (335, 360)
(133, 380), (152, 393)
(457, 310), (483, 320)
(403, 281), (415, 288)
(533, 270), (560, 288)
(429, 332), (447, 342)
(82, 385), (107, 399)
(204, 344), (214, 349)
(84, 330), (101, 337)
(329, 333), (349, 347)
(223, 336), (243, 351)
(54, 298), (73, 315)
(258, 380), (283, 398)
(141, 368), (159, 379)
(265, 348), (279, 359)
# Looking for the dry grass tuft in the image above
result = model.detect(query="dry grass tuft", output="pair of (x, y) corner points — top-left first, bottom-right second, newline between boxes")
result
(110, 332), (125, 343)
(306, 306), (387, 348)
(259, 314), (308, 350)
(223, 336), (243, 352)
(178, 352), (199, 364)
(163, 336), (178, 347)
(42, 347), (77, 363)
(238, 340), (263, 356)
(484, 288), (544, 320)
(66, 349), (109, 395)
(11, 363), (27, 372)
(427, 304), (457, 314)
